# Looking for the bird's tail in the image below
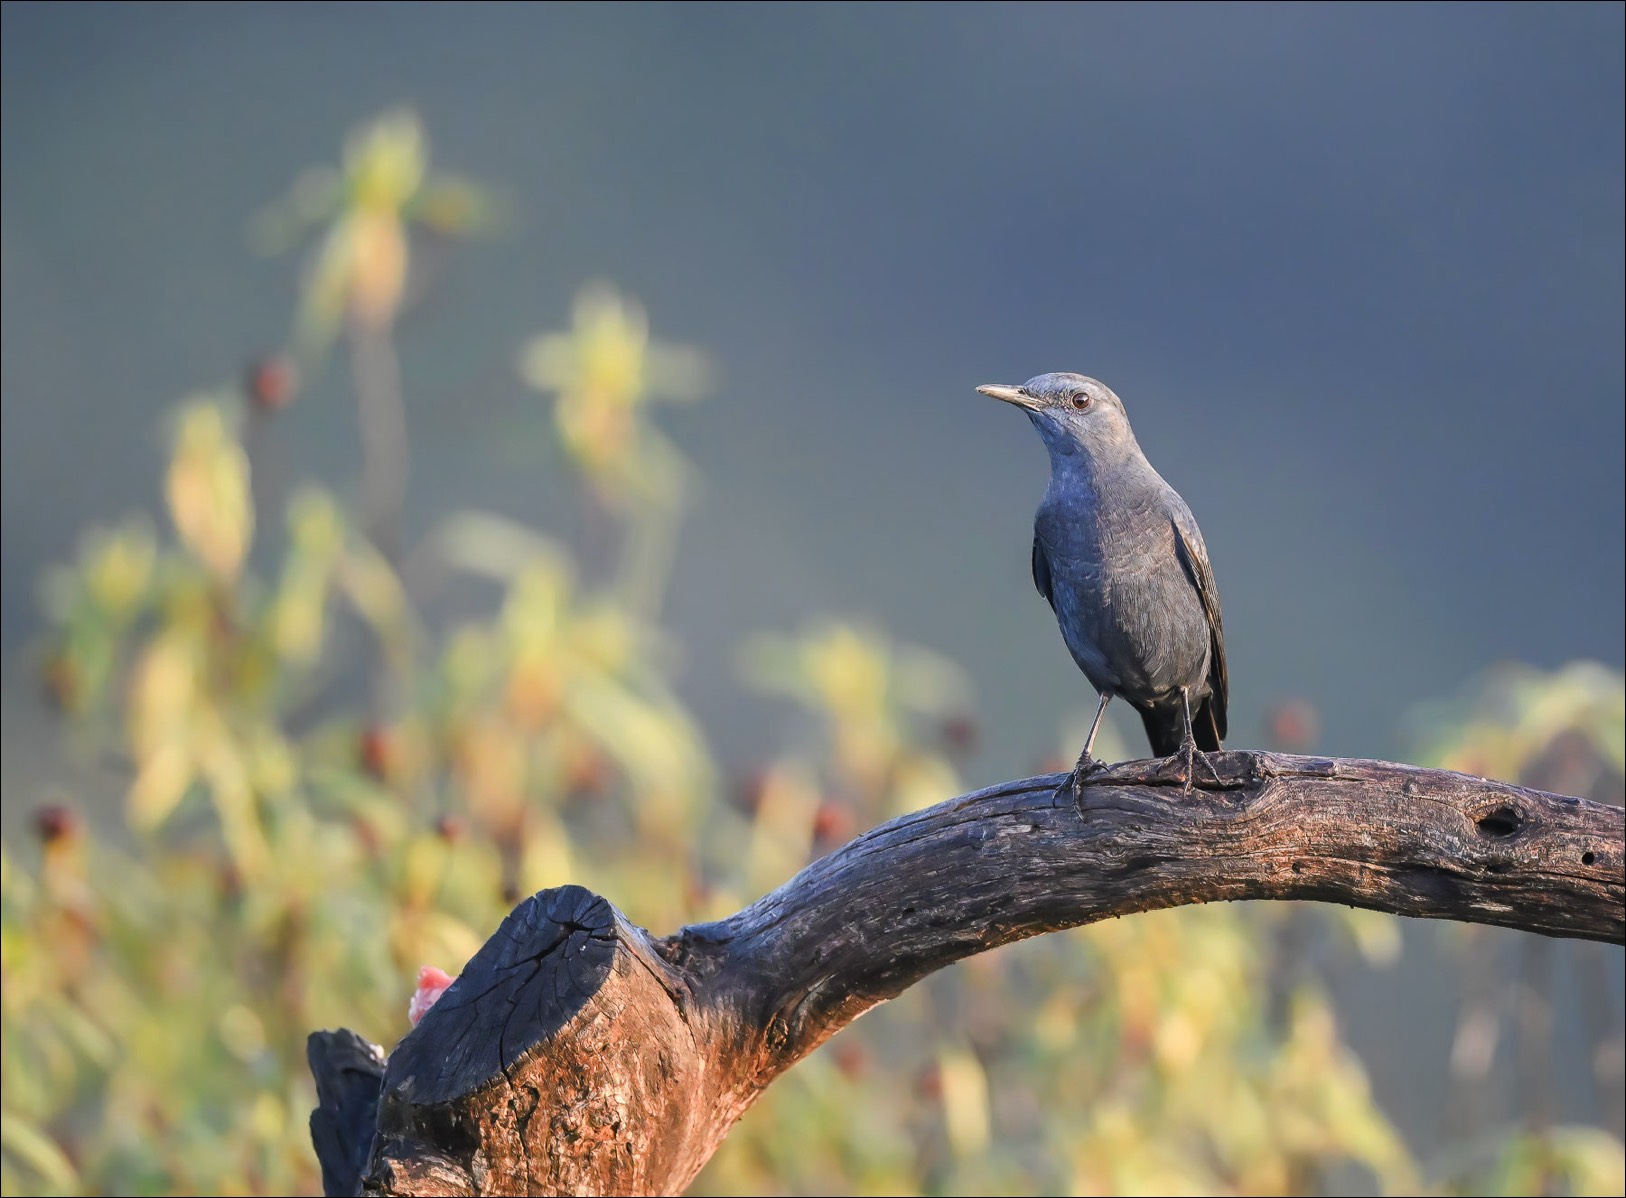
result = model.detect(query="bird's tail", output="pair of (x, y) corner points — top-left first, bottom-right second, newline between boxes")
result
(1140, 700), (1223, 759)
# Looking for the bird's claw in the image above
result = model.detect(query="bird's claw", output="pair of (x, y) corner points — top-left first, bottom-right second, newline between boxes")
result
(1056, 755), (1110, 811)
(1051, 771), (1081, 809)
(1166, 740), (1223, 794)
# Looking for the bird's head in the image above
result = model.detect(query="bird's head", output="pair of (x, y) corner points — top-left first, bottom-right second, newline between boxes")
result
(977, 372), (1136, 462)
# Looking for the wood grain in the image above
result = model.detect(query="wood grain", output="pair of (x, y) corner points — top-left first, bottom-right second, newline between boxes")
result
(309, 751), (1625, 1196)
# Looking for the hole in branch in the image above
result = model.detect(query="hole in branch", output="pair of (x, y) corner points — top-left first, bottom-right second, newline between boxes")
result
(1476, 807), (1521, 837)
(1582, 851), (1596, 866)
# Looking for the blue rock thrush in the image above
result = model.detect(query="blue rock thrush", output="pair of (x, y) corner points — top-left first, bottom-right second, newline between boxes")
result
(978, 372), (1228, 801)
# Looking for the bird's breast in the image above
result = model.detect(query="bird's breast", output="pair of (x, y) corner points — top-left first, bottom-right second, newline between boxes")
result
(1034, 489), (1211, 703)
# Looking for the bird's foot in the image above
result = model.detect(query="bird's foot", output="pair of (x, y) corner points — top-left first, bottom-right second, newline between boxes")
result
(1166, 738), (1223, 794)
(1051, 769), (1084, 809)
(1055, 754), (1111, 810)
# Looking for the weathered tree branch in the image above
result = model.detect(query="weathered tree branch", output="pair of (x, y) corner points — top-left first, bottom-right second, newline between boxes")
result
(309, 751), (1625, 1196)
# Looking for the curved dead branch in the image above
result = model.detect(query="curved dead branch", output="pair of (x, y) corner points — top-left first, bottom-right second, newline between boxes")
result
(309, 750), (1625, 1196)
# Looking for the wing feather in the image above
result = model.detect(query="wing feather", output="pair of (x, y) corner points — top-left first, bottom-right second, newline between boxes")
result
(1171, 509), (1228, 742)
(1031, 533), (1055, 610)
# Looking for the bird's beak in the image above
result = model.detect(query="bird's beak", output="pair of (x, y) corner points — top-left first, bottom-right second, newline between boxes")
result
(977, 383), (1040, 410)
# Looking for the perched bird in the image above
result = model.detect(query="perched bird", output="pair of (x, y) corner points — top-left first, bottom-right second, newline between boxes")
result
(978, 372), (1227, 799)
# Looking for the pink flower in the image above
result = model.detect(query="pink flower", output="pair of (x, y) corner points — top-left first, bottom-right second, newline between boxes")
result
(407, 965), (456, 1026)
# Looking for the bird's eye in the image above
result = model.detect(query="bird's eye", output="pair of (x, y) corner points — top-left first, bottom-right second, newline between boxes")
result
(1070, 393), (1091, 411)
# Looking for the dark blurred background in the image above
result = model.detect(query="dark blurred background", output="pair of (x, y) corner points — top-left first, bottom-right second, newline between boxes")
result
(1, 4), (1622, 1194)
(5, 2), (1621, 779)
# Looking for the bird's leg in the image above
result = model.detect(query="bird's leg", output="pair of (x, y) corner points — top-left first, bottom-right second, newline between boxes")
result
(1057, 692), (1113, 808)
(1172, 686), (1222, 795)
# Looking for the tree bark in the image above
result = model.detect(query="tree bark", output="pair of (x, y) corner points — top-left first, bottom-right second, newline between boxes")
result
(308, 750), (1625, 1196)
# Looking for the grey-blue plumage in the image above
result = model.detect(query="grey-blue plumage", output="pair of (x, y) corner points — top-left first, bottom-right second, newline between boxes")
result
(980, 373), (1228, 792)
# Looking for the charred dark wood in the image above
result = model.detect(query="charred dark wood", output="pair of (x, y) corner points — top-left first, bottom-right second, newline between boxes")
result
(308, 1031), (386, 1197)
(310, 751), (1625, 1196)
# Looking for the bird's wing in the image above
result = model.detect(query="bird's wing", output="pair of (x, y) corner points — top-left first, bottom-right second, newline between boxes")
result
(1170, 507), (1228, 740)
(1031, 533), (1055, 610)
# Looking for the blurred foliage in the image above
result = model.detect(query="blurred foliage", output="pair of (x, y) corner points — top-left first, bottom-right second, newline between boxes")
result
(1406, 662), (1626, 1198)
(519, 283), (713, 613)
(3, 110), (1622, 1198)
(1413, 661), (1625, 797)
(518, 283), (711, 506)
(253, 108), (497, 363)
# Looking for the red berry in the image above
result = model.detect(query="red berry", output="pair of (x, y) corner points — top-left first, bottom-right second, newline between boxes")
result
(915, 1062), (943, 1101)
(1266, 698), (1320, 752)
(832, 1041), (868, 1079)
(941, 714), (978, 753)
(245, 354), (299, 411)
(811, 802), (856, 845)
(41, 654), (79, 712)
(359, 725), (392, 780)
(34, 804), (81, 845)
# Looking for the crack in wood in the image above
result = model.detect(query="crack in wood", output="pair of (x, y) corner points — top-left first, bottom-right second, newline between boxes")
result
(313, 751), (1624, 1197)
